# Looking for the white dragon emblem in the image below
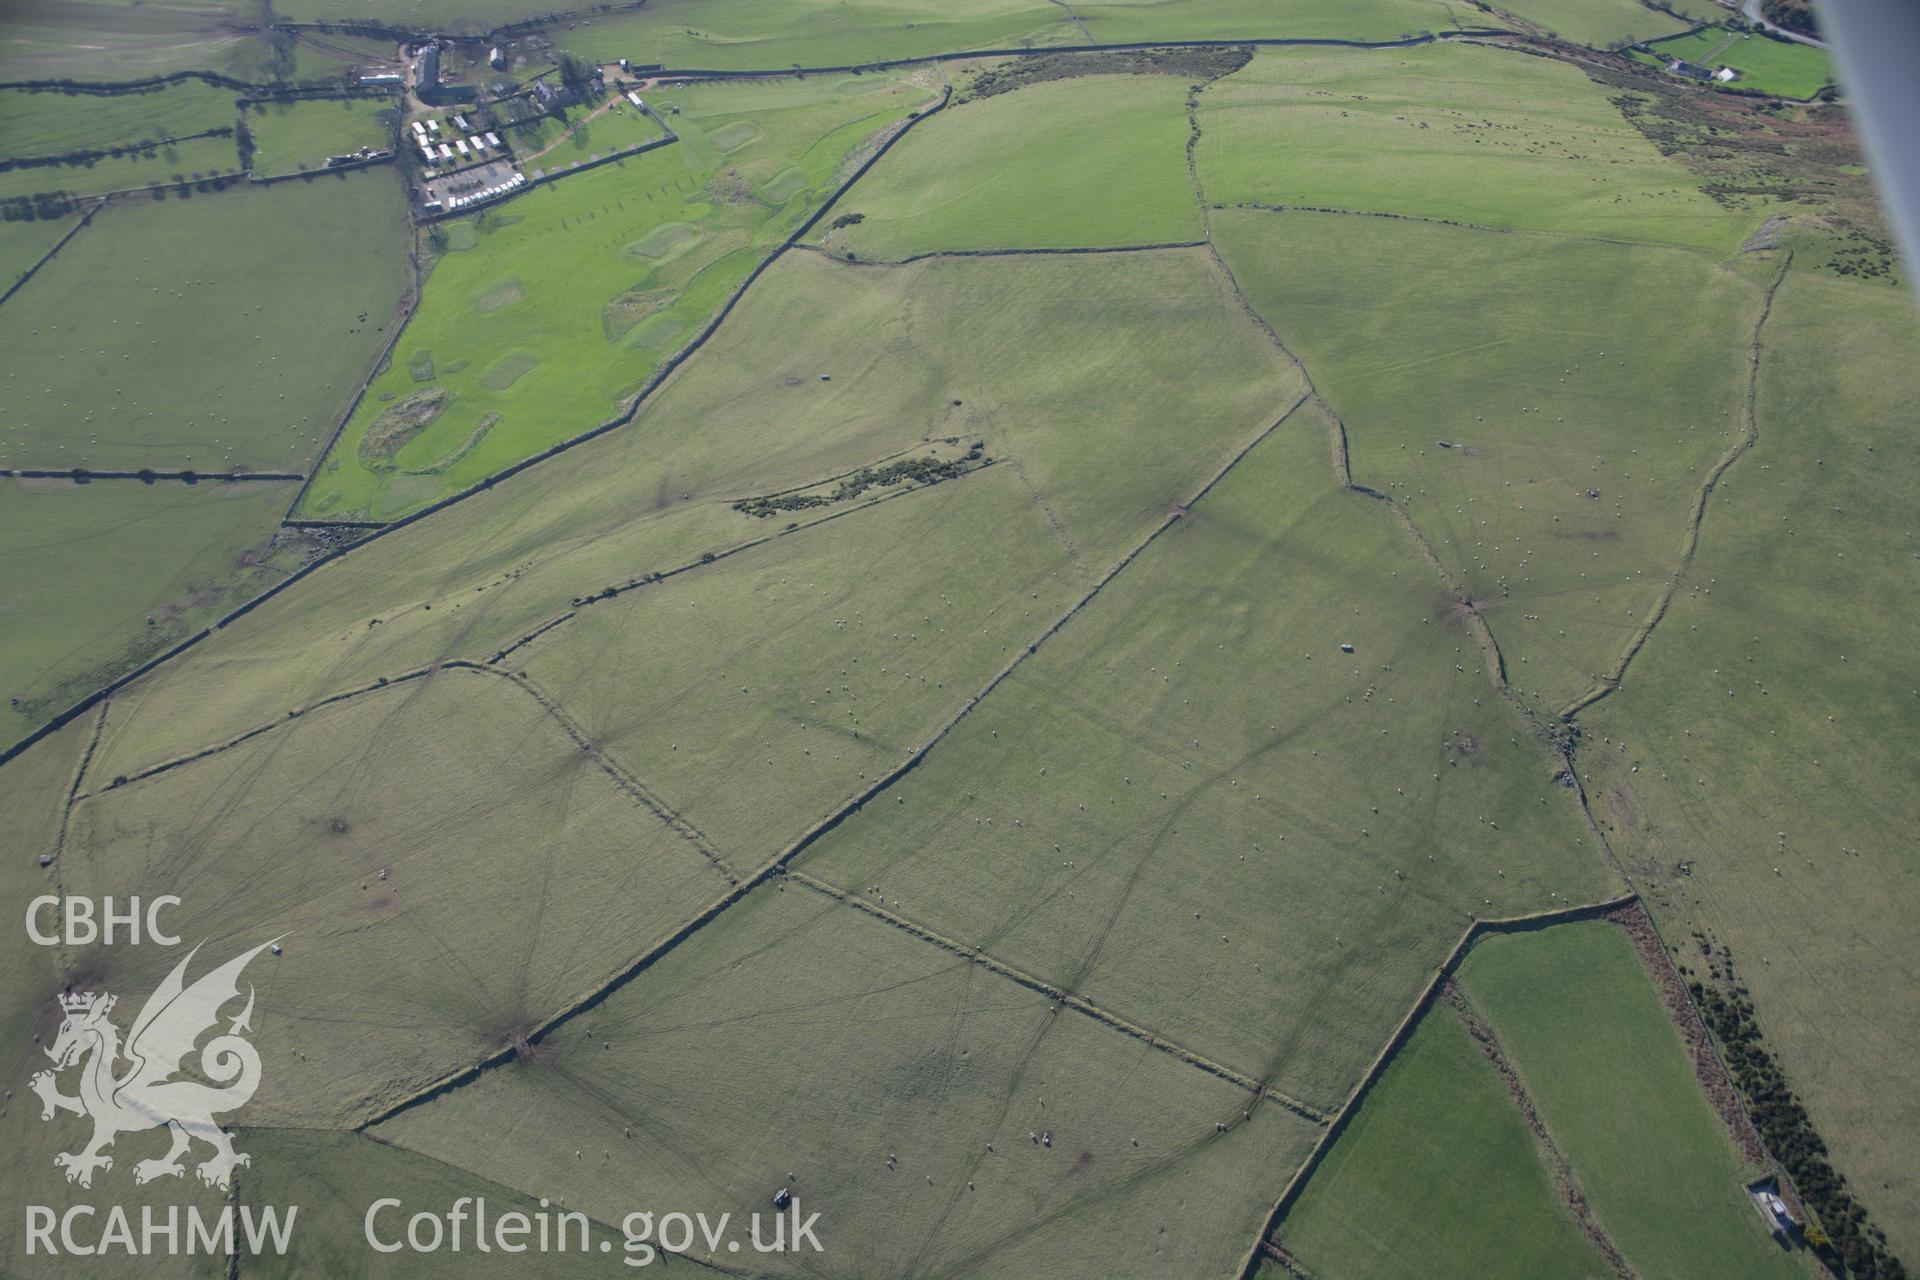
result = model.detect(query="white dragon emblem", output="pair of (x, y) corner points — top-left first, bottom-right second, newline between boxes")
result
(30, 940), (274, 1190)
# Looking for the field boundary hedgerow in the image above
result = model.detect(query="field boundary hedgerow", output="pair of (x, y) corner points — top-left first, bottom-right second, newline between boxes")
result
(0, 196), (103, 308)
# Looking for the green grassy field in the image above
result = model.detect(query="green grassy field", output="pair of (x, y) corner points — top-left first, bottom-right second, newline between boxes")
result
(0, 0), (263, 83)
(0, 209), (77, 292)
(297, 73), (934, 522)
(795, 393), (1612, 1107)
(815, 71), (1200, 258)
(1074, 0), (1497, 43)
(0, 81), (237, 160)
(1211, 208), (1763, 716)
(1458, 922), (1803, 1278)
(1278, 1005), (1610, 1279)
(512, 97), (668, 168)
(374, 882), (1322, 1280)
(0, 133), (241, 202)
(1636, 26), (1836, 99)
(0, 170), (408, 473)
(242, 95), (396, 176)
(1486, 0), (1688, 45)
(1578, 266), (1920, 1261)
(1195, 42), (1764, 252)
(0, 478), (299, 732)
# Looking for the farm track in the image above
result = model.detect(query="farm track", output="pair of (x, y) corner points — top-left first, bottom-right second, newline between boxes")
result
(0, 468), (303, 483)
(355, 391), (1315, 1134)
(799, 240), (1210, 267)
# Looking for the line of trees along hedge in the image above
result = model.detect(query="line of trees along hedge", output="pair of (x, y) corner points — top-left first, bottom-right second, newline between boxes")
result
(1686, 943), (1907, 1280)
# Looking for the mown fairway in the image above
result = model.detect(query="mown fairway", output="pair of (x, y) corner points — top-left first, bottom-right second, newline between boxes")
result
(1458, 922), (1804, 1278)
(298, 73), (935, 521)
(1277, 1001), (1611, 1279)
(0, 170), (408, 472)
(1196, 42), (1764, 252)
(816, 71), (1200, 257)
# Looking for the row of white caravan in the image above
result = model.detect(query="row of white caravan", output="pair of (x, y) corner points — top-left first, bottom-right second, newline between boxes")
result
(441, 170), (528, 210)
(416, 127), (506, 166)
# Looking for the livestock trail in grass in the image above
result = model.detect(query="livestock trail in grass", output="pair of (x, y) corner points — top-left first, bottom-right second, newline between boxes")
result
(0, 13), (1912, 1280)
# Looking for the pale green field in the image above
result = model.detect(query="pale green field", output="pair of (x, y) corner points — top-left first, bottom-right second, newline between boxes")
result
(0, 132), (240, 202)
(0, 170), (409, 472)
(86, 246), (1298, 819)
(817, 72), (1201, 258)
(0, 209), (76, 291)
(1636, 26), (1836, 99)
(1486, 0), (1688, 45)
(1075, 0), (1499, 43)
(0, 0), (260, 84)
(0, 478), (297, 732)
(59, 668), (731, 1127)
(1211, 208), (1762, 716)
(242, 95), (395, 176)
(0, 80), (237, 160)
(299, 73), (933, 521)
(1578, 267), (1920, 1261)
(1279, 1006), (1610, 1279)
(1459, 923), (1804, 1279)
(1196, 42), (1763, 252)
(797, 396), (1612, 1107)
(375, 883), (1322, 1280)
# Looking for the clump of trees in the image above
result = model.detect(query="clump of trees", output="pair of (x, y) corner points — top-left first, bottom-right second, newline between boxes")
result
(733, 445), (987, 518)
(1690, 947), (1907, 1279)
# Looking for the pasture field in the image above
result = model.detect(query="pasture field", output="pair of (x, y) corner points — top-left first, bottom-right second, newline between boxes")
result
(512, 97), (668, 168)
(0, 132), (239, 202)
(1578, 268), (1920, 1261)
(1210, 208), (1763, 716)
(59, 668), (733, 1127)
(795, 396), (1613, 1106)
(1072, 0), (1499, 43)
(0, 0), (260, 83)
(0, 170), (409, 472)
(242, 95), (395, 176)
(1485, 0), (1688, 45)
(1276, 1003), (1610, 1280)
(1636, 26), (1836, 99)
(238, 1131), (639, 1277)
(86, 245), (1298, 836)
(1195, 42), (1763, 252)
(815, 71), (1200, 258)
(374, 882), (1322, 1280)
(0, 81), (237, 161)
(297, 72), (934, 521)
(0, 208), (77, 291)
(0, 478), (298, 732)
(548, 0), (1074, 71)
(1457, 922), (1804, 1278)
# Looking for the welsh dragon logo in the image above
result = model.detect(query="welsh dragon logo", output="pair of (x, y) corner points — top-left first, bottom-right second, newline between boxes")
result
(31, 941), (274, 1190)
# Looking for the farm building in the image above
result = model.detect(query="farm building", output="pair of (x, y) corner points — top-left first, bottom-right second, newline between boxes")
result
(1747, 1180), (1799, 1237)
(1713, 66), (1741, 82)
(489, 47), (508, 71)
(1667, 58), (1714, 80)
(414, 44), (442, 101)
